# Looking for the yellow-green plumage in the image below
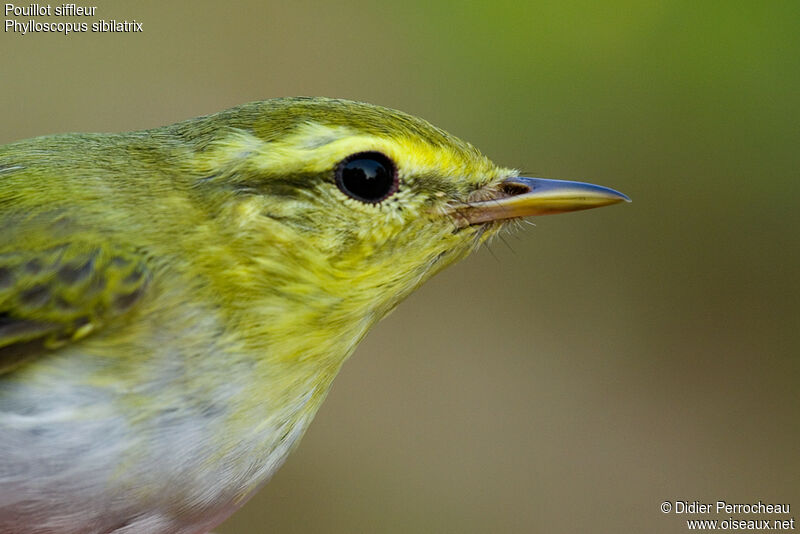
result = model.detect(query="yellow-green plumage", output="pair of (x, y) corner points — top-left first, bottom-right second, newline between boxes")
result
(0, 97), (627, 534)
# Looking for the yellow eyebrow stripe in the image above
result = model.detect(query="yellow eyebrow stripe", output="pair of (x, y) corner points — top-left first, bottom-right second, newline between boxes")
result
(191, 122), (504, 187)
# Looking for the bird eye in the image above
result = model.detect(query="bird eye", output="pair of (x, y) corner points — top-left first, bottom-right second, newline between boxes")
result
(335, 152), (398, 204)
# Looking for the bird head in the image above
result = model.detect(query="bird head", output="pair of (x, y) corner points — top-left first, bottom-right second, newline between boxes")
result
(180, 98), (628, 349)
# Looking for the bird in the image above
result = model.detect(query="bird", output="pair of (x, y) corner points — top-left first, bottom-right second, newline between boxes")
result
(0, 97), (628, 533)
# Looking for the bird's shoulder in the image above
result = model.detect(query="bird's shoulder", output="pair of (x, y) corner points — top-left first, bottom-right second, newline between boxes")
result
(0, 216), (151, 374)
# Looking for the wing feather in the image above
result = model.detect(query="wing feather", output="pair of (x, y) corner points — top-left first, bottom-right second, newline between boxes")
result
(0, 240), (150, 374)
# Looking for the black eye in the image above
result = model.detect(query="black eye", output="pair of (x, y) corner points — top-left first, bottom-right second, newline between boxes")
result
(335, 152), (398, 203)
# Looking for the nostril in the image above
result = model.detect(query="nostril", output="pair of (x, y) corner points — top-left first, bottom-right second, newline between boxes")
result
(500, 180), (531, 196)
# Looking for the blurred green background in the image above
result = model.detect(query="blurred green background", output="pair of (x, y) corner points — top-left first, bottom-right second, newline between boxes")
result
(3, 1), (798, 532)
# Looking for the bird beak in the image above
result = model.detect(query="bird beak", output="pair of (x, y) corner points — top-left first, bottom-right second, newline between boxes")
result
(456, 176), (631, 226)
